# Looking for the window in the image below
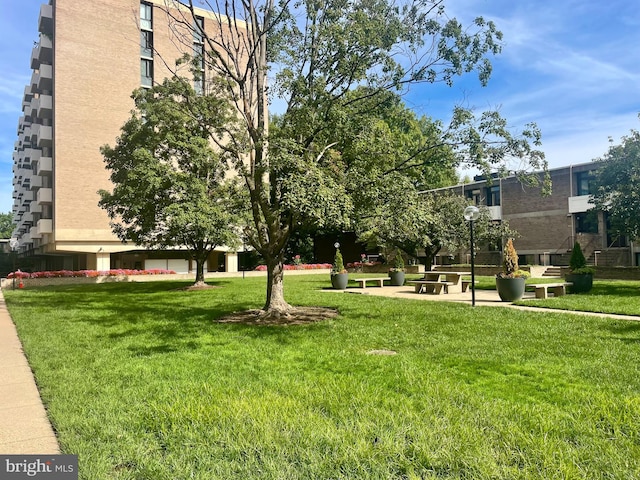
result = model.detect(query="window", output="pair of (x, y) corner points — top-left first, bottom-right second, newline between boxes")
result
(140, 2), (153, 88)
(141, 59), (153, 87)
(193, 16), (204, 44)
(193, 16), (205, 94)
(605, 213), (628, 247)
(575, 210), (598, 234)
(486, 185), (500, 206)
(575, 171), (596, 196)
(465, 188), (482, 206)
(140, 2), (153, 31)
(140, 30), (153, 58)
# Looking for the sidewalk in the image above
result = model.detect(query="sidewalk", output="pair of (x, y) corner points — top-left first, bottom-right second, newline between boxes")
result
(0, 289), (60, 454)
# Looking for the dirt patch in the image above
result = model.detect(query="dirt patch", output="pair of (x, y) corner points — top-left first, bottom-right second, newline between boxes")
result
(366, 349), (397, 356)
(175, 284), (219, 291)
(216, 307), (339, 325)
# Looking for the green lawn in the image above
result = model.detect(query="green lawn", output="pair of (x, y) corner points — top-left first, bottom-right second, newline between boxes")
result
(5, 275), (640, 479)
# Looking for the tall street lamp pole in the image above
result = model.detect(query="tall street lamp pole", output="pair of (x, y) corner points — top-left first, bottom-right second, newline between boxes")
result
(463, 206), (480, 306)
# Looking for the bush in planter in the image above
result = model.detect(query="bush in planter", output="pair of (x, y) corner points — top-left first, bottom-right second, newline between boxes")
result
(566, 242), (594, 293)
(330, 248), (348, 289)
(389, 248), (406, 286)
(496, 239), (529, 301)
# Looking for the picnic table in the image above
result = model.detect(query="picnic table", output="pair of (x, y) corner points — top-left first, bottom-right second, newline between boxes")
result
(526, 282), (573, 299)
(408, 271), (471, 295)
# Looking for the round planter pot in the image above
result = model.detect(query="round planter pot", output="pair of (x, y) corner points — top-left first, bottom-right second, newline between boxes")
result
(496, 276), (526, 302)
(330, 273), (349, 290)
(389, 271), (405, 286)
(565, 273), (593, 293)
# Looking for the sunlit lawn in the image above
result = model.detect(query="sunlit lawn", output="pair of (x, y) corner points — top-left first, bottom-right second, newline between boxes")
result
(5, 274), (640, 479)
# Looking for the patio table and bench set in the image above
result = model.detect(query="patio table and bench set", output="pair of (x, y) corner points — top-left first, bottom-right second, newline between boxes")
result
(353, 272), (573, 299)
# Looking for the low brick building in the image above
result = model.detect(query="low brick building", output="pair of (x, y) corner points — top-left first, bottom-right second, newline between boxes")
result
(433, 162), (638, 267)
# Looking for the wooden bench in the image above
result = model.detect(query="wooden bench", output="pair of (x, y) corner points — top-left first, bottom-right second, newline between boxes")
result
(408, 280), (454, 294)
(354, 277), (389, 288)
(526, 282), (573, 299)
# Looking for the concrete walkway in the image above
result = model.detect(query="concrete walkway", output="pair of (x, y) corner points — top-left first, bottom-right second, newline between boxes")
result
(0, 289), (60, 454)
(328, 284), (640, 321)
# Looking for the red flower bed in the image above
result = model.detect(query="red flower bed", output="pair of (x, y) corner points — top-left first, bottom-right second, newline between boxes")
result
(7, 269), (176, 279)
(254, 263), (332, 271)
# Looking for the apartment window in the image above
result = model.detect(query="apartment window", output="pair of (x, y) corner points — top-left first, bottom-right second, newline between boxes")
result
(141, 59), (153, 87)
(575, 210), (598, 234)
(465, 188), (482, 206)
(140, 30), (153, 58)
(194, 16), (204, 44)
(140, 2), (153, 30)
(575, 171), (596, 196)
(140, 2), (153, 88)
(486, 185), (500, 206)
(193, 16), (205, 94)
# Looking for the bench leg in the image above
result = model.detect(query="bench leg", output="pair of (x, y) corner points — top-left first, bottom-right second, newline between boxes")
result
(551, 286), (565, 297)
(414, 284), (423, 293)
(535, 287), (547, 299)
(433, 283), (444, 294)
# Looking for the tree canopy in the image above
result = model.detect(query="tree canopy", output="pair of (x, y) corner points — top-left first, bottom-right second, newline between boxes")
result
(158, 0), (547, 316)
(0, 212), (13, 239)
(99, 77), (239, 285)
(591, 126), (640, 241)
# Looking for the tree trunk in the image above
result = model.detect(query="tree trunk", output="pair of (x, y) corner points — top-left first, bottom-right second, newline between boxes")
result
(264, 258), (292, 315)
(193, 256), (206, 287)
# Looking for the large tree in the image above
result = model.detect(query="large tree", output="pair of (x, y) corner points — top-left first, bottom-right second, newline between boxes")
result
(357, 185), (515, 268)
(161, 0), (547, 317)
(0, 213), (13, 239)
(99, 77), (239, 286)
(591, 126), (640, 241)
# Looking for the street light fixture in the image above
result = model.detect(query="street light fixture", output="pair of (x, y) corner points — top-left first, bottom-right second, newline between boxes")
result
(463, 206), (480, 306)
(9, 238), (18, 290)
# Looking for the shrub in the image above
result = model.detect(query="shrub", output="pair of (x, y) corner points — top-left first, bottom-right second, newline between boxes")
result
(497, 239), (530, 279)
(569, 242), (595, 275)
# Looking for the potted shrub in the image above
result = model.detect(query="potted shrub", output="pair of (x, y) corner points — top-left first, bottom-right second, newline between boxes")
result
(389, 248), (405, 286)
(495, 239), (530, 302)
(565, 242), (594, 293)
(330, 247), (349, 290)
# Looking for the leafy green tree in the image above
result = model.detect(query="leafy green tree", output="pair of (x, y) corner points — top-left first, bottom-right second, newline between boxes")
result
(99, 77), (239, 286)
(0, 212), (14, 238)
(592, 127), (640, 240)
(357, 186), (514, 269)
(164, 0), (547, 317)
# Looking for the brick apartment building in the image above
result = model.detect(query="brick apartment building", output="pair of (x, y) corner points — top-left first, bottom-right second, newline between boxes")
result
(11, 0), (242, 273)
(434, 162), (639, 268)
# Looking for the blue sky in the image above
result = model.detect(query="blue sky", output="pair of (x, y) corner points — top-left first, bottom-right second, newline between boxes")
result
(1, 0), (639, 214)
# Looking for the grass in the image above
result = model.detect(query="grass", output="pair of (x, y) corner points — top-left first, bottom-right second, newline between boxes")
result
(5, 274), (640, 479)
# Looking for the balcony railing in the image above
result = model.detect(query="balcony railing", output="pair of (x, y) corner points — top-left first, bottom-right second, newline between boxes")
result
(38, 4), (53, 35)
(37, 218), (53, 235)
(37, 64), (53, 92)
(36, 187), (52, 205)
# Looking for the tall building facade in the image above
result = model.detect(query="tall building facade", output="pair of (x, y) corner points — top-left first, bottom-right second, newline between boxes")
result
(433, 162), (639, 267)
(11, 0), (241, 273)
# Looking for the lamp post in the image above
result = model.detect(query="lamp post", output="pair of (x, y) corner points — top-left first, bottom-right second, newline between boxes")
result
(9, 238), (18, 290)
(463, 206), (480, 306)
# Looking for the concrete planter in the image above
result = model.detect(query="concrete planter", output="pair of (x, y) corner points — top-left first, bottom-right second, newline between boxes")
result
(565, 273), (593, 293)
(389, 271), (405, 286)
(496, 277), (526, 302)
(330, 273), (349, 290)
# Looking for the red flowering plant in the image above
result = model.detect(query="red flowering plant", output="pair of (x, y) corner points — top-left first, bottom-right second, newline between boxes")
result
(8, 269), (176, 279)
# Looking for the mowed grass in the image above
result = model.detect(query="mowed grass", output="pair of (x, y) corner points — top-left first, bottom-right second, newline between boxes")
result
(5, 275), (640, 479)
